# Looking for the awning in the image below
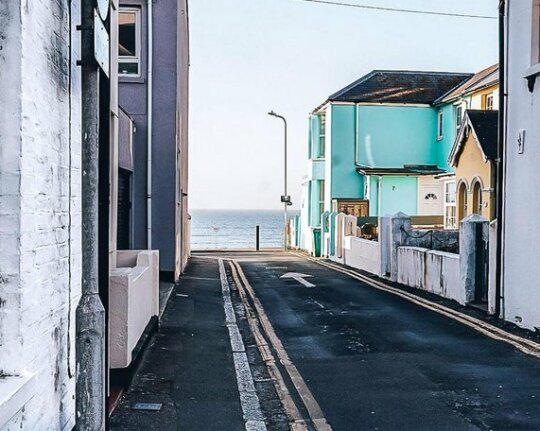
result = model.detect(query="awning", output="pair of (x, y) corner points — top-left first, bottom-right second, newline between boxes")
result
(355, 164), (447, 176)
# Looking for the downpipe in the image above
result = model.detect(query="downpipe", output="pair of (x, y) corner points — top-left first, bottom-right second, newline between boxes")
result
(147, 0), (154, 249)
(494, 0), (506, 319)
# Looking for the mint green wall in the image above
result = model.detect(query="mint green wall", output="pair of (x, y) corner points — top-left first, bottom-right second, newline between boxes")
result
(356, 105), (437, 168)
(312, 160), (325, 180)
(369, 176), (379, 216)
(330, 104), (364, 198)
(380, 176), (418, 215)
(436, 103), (458, 171)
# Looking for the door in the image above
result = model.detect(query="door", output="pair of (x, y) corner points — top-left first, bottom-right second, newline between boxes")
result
(418, 178), (443, 215)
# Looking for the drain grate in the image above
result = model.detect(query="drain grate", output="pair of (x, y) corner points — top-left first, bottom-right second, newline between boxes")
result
(130, 402), (163, 411)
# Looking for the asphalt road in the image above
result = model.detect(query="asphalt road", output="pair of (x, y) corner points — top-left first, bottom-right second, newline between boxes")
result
(231, 252), (540, 431)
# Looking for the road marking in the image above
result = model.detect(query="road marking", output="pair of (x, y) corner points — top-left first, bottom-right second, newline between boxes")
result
(228, 261), (307, 431)
(218, 259), (267, 431)
(231, 260), (332, 431)
(280, 272), (315, 288)
(293, 252), (540, 360)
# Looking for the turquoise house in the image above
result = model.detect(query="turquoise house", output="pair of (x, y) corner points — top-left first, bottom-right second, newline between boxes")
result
(301, 70), (474, 253)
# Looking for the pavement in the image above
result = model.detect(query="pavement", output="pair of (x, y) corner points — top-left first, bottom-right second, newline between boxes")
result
(110, 251), (540, 431)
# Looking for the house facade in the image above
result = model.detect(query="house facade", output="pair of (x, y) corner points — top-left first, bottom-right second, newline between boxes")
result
(0, 2), (190, 428)
(433, 64), (499, 228)
(118, 0), (190, 280)
(449, 110), (498, 221)
(501, 0), (540, 330)
(301, 70), (472, 253)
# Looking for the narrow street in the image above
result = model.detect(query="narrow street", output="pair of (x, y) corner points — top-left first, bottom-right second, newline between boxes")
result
(111, 252), (540, 431)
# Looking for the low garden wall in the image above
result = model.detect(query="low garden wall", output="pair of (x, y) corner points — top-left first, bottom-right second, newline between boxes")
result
(343, 236), (381, 276)
(397, 246), (465, 304)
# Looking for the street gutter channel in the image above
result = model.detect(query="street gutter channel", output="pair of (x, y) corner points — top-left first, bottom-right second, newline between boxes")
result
(293, 252), (540, 360)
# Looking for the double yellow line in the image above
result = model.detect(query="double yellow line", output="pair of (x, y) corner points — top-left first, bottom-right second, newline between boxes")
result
(293, 252), (540, 360)
(228, 258), (332, 431)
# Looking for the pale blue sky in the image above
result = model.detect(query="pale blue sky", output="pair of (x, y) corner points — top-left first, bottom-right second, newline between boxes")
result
(188, 0), (498, 210)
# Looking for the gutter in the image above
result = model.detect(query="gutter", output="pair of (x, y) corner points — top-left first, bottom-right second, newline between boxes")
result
(147, 0), (153, 249)
(494, 0), (506, 318)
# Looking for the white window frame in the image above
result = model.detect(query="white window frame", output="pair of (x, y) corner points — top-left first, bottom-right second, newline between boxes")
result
(455, 105), (463, 132)
(319, 180), (325, 217)
(444, 180), (457, 229)
(119, 7), (141, 77)
(485, 93), (494, 110)
(318, 113), (326, 158)
(532, 0), (540, 66)
(437, 111), (443, 140)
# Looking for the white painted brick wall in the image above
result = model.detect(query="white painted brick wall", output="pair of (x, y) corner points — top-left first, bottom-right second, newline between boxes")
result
(0, 1), (81, 429)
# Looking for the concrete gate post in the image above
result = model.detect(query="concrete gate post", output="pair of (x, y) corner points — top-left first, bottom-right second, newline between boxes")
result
(388, 212), (411, 282)
(460, 214), (489, 303)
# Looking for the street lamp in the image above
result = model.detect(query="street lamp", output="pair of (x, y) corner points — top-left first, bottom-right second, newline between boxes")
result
(268, 110), (289, 251)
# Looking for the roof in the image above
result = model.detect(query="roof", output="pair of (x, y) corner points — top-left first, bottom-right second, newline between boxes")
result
(435, 64), (498, 104)
(325, 70), (473, 105)
(356, 164), (446, 176)
(449, 110), (498, 166)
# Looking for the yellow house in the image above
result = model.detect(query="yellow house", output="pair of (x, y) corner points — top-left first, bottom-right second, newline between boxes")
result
(448, 110), (498, 221)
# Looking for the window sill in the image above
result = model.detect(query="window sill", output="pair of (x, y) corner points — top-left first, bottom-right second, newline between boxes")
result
(119, 75), (146, 84)
(0, 373), (36, 427)
(524, 63), (540, 92)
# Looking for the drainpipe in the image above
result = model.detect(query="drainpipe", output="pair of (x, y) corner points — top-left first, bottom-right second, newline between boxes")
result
(378, 176), (382, 215)
(494, 0), (506, 318)
(76, 0), (105, 428)
(147, 0), (154, 249)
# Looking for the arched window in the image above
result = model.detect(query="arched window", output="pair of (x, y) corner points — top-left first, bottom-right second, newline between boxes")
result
(472, 181), (482, 215)
(458, 182), (468, 222)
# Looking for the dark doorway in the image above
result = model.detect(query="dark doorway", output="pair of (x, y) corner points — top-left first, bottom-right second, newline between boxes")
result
(117, 168), (132, 250)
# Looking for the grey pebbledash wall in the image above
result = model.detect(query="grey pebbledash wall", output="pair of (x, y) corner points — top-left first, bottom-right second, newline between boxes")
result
(0, 1), (82, 429)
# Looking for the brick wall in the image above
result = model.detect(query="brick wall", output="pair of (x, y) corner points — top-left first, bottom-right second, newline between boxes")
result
(0, 1), (81, 429)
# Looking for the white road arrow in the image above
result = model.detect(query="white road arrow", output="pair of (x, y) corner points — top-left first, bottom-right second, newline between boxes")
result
(280, 272), (315, 288)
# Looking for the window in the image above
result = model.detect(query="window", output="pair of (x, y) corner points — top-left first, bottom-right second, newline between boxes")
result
(119, 8), (141, 76)
(532, 0), (540, 65)
(437, 111), (443, 139)
(472, 181), (482, 215)
(318, 113), (326, 158)
(455, 105), (463, 132)
(444, 181), (457, 229)
(485, 93), (494, 110)
(319, 180), (325, 219)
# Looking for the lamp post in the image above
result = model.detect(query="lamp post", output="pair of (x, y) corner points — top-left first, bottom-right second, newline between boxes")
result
(268, 110), (289, 250)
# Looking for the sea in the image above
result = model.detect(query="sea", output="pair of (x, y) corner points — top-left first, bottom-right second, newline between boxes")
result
(190, 209), (299, 250)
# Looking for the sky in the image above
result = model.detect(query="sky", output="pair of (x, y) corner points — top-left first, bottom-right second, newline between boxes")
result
(188, 0), (499, 210)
